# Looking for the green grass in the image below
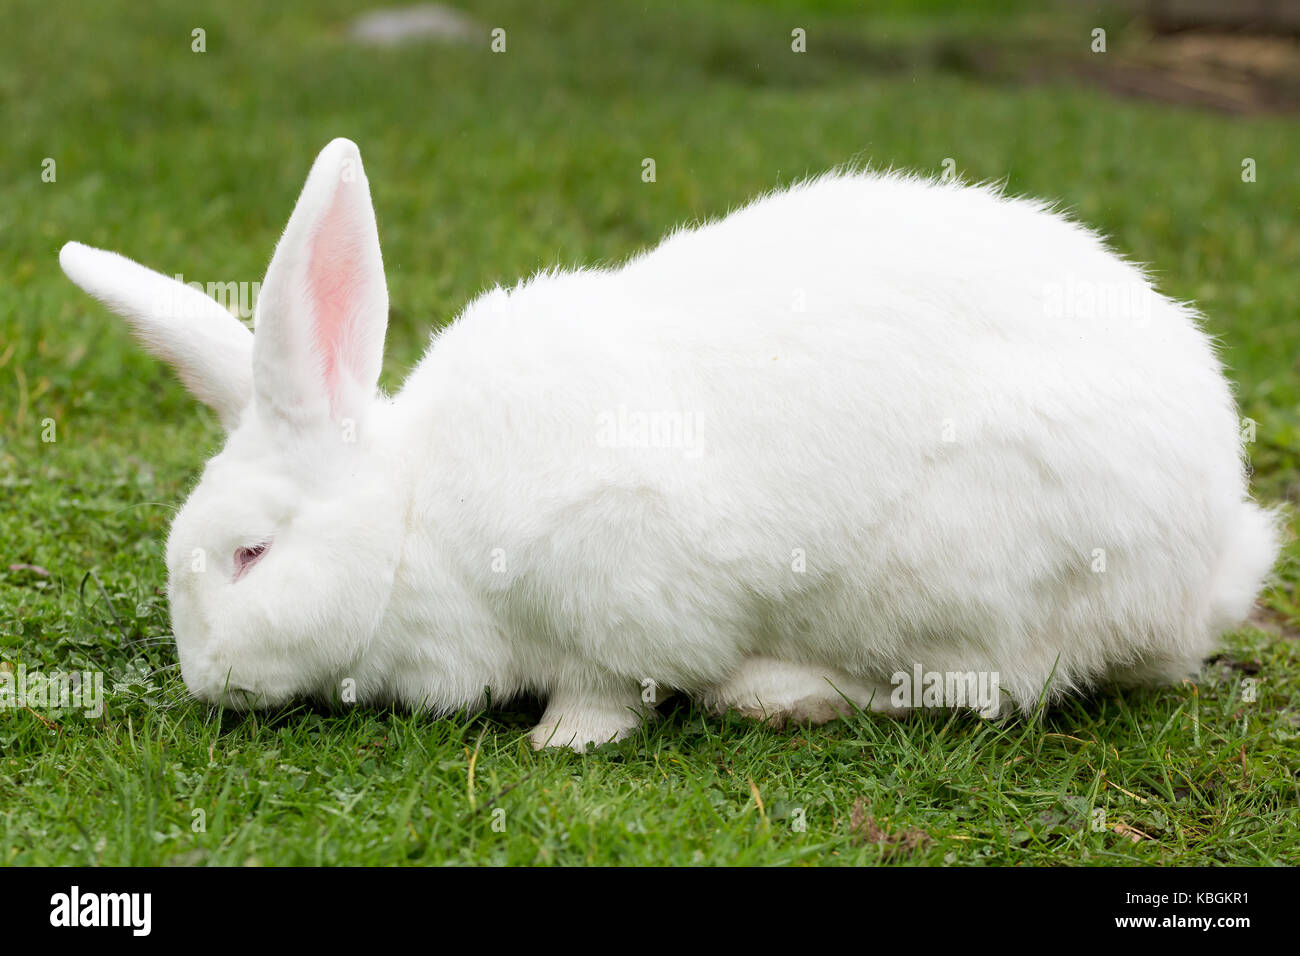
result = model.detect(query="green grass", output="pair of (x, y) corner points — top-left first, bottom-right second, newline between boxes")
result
(2, 0), (1298, 865)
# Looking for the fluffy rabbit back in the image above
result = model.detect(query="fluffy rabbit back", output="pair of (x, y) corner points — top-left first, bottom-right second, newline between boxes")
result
(400, 171), (1277, 713)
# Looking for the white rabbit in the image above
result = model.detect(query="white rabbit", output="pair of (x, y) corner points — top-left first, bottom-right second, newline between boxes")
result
(59, 138), (1279, 750)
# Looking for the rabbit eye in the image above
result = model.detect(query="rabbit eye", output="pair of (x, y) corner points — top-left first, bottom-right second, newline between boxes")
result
(233, 542), (270, 582)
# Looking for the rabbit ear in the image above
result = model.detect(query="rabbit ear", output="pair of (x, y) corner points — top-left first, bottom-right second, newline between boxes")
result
(59, 242), (254, 429)
(253, 138), (388, 432)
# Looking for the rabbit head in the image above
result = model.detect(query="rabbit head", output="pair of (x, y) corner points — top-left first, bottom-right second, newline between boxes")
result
(60, 139), (404, 709)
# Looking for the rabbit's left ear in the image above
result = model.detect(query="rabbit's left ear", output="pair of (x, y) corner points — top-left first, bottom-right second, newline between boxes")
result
(253, 138), (388, 432)
(59, 242), (254, 429)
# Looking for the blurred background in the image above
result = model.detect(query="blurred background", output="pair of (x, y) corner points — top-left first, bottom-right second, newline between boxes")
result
(3, 0), (1299, 661)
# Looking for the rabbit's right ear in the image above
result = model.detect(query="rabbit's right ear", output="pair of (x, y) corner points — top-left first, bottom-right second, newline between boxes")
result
(59, 242), (254, 429)
(251, 138), (388, 434)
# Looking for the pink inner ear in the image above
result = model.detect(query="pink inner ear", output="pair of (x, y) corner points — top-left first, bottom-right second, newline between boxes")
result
(306, 186), (367, 409)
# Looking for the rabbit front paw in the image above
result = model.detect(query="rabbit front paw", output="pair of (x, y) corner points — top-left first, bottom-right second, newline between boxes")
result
(529, 687), (650, 752)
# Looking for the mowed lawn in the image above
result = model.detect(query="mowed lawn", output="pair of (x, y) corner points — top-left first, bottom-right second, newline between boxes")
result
(1, 0), (1297, 865)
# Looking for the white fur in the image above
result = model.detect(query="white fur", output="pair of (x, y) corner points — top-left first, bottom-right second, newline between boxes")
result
(58, 243), (252, 427)
(60, 140), (1280, 751)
